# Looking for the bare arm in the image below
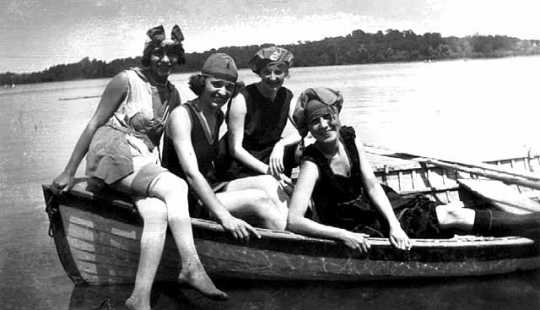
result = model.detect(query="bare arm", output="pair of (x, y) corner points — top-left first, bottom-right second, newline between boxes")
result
(268, 115), (302, 176)
(287, 160), (370, 252)
(279, 97), (303, 148)
(356, 141), (411, 250)
(227, 93), (269, 174)
(52, 72), (129, 191)
(166, 107), (259, 240)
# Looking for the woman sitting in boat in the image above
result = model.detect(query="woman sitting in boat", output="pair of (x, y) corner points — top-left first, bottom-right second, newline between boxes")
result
(287, 87), (540, 251)
(162, 53), (288, 235)
(52, 25), (228, 309)
(220, 46), (301, 192)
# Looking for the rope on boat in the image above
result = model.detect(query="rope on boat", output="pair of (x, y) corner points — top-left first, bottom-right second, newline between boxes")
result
(45, 186), (61, 237)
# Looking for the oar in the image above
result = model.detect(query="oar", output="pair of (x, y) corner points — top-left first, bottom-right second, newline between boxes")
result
(365, 144), (540, 181)
(424, 158), (540, 190)
(458, 178), (540, 214)
(433, 155), (540, 181)
(365, 144), (540, 190)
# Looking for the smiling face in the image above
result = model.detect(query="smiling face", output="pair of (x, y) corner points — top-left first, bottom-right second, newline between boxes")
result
(148, 43), (180, 79)
(308, 112), (341, 143)
(200, 76), (236, 109)
(258, 62), (288, 90)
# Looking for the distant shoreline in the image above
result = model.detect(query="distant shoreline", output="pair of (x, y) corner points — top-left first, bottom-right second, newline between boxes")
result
(2, 29), (539, 86)
(3, 54), (539, 89)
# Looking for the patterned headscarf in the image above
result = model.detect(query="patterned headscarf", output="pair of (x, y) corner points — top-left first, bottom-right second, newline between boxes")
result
(141, 25), (185, 66)
(292, 87), (343, 137)
(248, 46), (294, 74)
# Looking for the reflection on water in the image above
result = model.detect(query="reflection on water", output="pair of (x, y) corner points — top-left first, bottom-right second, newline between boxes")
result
(69, 272), (540, 310)
(1, 56), (540, 309)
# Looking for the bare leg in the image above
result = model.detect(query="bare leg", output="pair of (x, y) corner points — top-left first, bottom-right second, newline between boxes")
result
(225, 175), (288, 229)
(124, 197), (168, 310)
(217, 188), (285, 230)
(435, 202), (476, 232)
(436, 202), (540, 238)
(149, 173), (228, 300)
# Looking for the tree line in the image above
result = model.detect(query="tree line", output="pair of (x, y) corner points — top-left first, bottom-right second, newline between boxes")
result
(2, 29), (540, 85)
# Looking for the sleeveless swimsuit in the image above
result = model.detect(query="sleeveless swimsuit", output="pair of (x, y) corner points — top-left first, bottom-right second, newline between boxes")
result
(303, 126), (451, 238)
(162, 100), (226, 217)
(218, 83), (298, 179)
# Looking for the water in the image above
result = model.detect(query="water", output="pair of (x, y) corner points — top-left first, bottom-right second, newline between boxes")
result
(1, 56), (539, 309)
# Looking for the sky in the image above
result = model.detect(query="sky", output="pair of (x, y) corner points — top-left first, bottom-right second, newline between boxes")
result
(1, 0), (540, 73)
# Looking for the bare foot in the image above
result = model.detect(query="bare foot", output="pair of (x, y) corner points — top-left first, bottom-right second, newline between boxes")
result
(178, 263), (229, 301)
(125, 295), (150, 310)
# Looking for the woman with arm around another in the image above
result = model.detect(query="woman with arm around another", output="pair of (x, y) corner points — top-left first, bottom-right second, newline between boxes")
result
(162, 53), (288, 234)
(223, 46), (301, 190)
(287, 87), (540, 252)
(52, 25), (227, 310)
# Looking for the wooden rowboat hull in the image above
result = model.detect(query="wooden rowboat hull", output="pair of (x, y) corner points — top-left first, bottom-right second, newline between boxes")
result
(43, 176), (540, 286)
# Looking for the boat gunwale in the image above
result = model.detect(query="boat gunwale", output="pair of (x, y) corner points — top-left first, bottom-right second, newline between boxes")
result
(43, 182), (537, 250)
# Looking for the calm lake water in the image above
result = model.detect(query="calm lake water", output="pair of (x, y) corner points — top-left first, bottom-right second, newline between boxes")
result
(1, 56), (539, 309)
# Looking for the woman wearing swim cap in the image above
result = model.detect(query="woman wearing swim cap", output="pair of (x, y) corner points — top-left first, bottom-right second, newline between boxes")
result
(222, 46), (301, 192)
(163, 53), (289, 237)
(287, 87), (540, 252)
(52, 25), (228, 310)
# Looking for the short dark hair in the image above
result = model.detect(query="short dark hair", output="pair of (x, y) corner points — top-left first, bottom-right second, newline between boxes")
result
(188, 74), (245, 97)
(188, 74), (207, 96)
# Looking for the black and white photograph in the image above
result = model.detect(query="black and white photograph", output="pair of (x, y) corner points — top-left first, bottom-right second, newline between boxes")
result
(1, 1), (539, 309)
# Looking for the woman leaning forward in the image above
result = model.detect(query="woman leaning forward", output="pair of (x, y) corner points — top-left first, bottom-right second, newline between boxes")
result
(52, 25), (227, 310)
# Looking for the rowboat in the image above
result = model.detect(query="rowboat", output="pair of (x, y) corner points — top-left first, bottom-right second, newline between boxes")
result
(42, 152), (540, 286)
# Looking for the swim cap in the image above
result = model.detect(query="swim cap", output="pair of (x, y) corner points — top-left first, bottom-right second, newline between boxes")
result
(142, 25), (185, 66)
(249, 46), (294, 74)
(201, 53), (238, 82)
(293, 87), (343, 137)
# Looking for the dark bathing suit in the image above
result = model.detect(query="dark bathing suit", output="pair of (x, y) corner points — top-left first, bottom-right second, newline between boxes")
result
(162, 101), (225, 217)
(218, 83), (298, 179)
(303, 126), (453, 238)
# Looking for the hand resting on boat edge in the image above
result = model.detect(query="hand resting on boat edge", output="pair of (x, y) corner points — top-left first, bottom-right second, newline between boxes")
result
(286, 87), (540, 252)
